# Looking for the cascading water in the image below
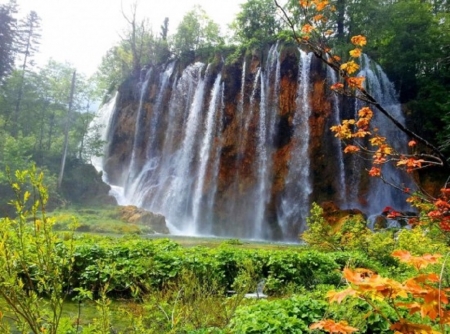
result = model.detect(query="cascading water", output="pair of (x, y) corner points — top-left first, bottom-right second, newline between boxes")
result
(327, 67), (347, 207)
(277, 50), (313, 238)
(95, 45), (414, 241)
(192, 74), (223, 234)
(357, 55), (414, 214)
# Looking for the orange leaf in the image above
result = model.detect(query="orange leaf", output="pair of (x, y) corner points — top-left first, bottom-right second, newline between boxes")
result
(349, 48), (362, 58)
(390, 320), (439, 333)
(310, 319), (358, 333)
(357, 107), (373, 119)
(392, 250), (441, 270)
(344, 145), (359, 154)
(340, 61), (359, 74)
(302, 23), (314, 34)
(327, 287), (357, 304)
(408, 140), (417, 147)
(350, 35), (367, 47)
(346, 76), (365, 89)
(331, 83), (344, 90)
(368, 167), (381, 177)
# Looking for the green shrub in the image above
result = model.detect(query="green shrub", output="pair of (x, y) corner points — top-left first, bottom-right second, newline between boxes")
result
(229, 295), (327, 333)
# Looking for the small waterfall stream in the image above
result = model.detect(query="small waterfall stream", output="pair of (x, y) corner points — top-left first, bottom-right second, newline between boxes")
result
(277, 50), (313, 237)
(192, 74), (223, 234)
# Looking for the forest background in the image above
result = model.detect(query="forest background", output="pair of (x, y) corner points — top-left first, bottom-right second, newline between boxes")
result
(0, 0), (449, 211)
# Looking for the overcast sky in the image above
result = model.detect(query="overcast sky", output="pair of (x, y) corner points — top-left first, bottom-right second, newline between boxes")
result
(6, 0), (245, 76)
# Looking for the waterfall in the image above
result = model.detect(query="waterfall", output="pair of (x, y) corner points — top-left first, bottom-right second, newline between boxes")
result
(93, 45), (414, 241)
(192, 73), (223, 234)
(277, 50), (313, 238)
(127, 68), (153, 187)
(327, 67), (347, 207)
(202, 82), (225, 235)
(162, 63), (208, 234)
(90, 92), (117, 174)
(358, 55), (414, 214)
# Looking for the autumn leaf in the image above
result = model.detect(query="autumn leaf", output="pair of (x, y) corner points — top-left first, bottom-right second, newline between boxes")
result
(353, 129), (371, 138)
(314, 0), (329, 12)
(344, 145), (359, 153)
(390, 320), (440, 333)
(302, 23), (314, 34)
(349, 48), (362, 58)
(300, 0), (309, 8)
(340, 61), (359, 74)
(392, 250), (441, 270)
(408, 140), (417, 147)
(369, 167), (381, 177)
(313, 14), (325, 22)
(331, 83), (344, 90)
(327, 287), (357, 303)
(370, 136), (386, 146)
(351, 35), (367, 47)
(346, 76), (365, 89)
(358, 107), (373, 119)
(310, 319), (358, 333)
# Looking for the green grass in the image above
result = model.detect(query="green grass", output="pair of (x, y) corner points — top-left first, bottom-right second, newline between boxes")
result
(49, 205), (306, 250)
(50, 205), (152, 235)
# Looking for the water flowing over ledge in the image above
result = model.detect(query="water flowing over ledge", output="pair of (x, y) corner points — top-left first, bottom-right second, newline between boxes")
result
(90, 45), (413, 241)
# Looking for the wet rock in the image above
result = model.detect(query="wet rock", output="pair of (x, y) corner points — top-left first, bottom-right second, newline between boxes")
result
(116, 205), (169, 234)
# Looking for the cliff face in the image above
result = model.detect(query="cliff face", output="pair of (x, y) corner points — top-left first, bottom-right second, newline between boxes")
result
(100, 44), (413, 241)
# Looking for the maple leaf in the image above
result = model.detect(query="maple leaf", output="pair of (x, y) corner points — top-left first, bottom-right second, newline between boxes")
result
(358, 107), (373, 119)
(408, 140), (417, 147)
(392, 250), (441, 270)
(340, 61), (359, 74)
(310, 319), (358, 333)
(302, 23), (314, 34)
(353, 129), (371, 138)
(346, 76), (365, 89)
(369, 167), (381, 177)
(351, 35), (367, 47)
(314, 0), (329, 12)
(327, 287), (357, 303)
(349, 48), (362, 58)
(369, 136), (386, 146)
(356, 118), (370, 129)
(300, 0), (309, 8)
(313, 14), (325, 22)
(395, 301), (422, 315)
(390, 320), (439, 333)
(331, 83), (344, 90)
(344, 145), (359, 153)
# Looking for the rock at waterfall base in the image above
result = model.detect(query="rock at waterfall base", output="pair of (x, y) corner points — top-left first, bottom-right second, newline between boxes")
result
(116, 205), (169, 234)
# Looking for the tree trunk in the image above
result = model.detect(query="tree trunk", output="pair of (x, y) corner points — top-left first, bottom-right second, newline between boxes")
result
(57, 71), (76, 189)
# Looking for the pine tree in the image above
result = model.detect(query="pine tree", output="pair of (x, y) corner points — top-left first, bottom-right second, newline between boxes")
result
(0, 1), (18, 85)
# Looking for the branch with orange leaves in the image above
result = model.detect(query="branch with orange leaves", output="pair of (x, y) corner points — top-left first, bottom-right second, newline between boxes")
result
(274, 0), (449, 170)
(310, 250), (450, 333)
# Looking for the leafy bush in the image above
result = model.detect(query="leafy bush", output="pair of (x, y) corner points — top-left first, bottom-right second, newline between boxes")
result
(302, 202), (372, 252)
(229, 295), (327, 333)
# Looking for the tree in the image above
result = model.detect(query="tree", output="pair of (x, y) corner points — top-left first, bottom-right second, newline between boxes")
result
(275, 1), (450, 332)
(173, 5), (223, 55)
(0, 1), (17, 85)
(12, 10), (41, 137)
(57, 71), (76, 189)
(231, 0), (282, 46)
(275, 0), (448, 170)
(120, 1), (155, 75)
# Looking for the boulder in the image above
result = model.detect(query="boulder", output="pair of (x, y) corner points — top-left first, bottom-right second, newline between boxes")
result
(117, 205), (169, 234)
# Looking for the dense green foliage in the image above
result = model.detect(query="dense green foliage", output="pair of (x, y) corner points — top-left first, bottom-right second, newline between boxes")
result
(3, 168), (450, 333)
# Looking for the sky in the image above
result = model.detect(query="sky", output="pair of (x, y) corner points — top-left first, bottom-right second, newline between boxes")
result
(7, 0), (246, 76)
